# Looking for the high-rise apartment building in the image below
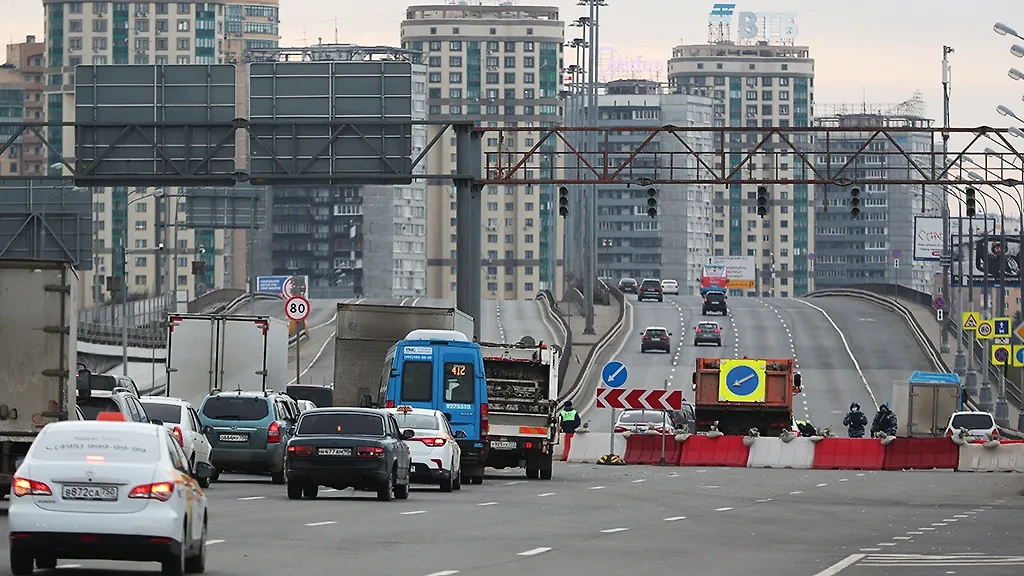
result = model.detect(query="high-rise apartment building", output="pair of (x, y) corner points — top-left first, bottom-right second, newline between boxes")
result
(668, 42), (815, 297)
(1, 36), (46, 177)
(812, 98), (941, 294)
(40, 0), (279, 307)
(590, 79), (713, 291)
(400, 4), (565, 300)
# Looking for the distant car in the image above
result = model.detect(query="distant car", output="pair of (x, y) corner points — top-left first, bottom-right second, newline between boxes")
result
(614, 409), (674, 434)
(140, 397), (214, 488)
(693, 321), (722, 346)
(661, 279), (680, 295)
(702, 290), (727, 315)
(638, 278), (664, 302)
(618, 277), (639, 294)
(944, 411), (998, 441)
(670, 403), (696, 433)
(640, 326), (672, 353)
(297, 399), (317, 413)
(7, 421), (211, 575)
(285, 407), (413, 501)
(197, 390), (300, 484)
(77, 390), (151, 423)
(383, 406), (464, 492)
(87, 374), (141, 397)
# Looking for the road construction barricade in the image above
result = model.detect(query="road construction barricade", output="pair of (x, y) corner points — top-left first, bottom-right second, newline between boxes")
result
(881, 437), (959, 471)
(554, 433), (570, 462)
(566, 432), (625, 463)
(677, 434), (749, 467)
(624, 432), (681, 465)
(957, 442), (1024, 472)
(811, 438), (884, 470)
(746, 437), (815, 469)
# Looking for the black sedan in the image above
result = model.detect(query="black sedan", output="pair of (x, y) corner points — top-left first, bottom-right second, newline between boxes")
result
(285, 407), (413, 501)
(693, 321), (722, 346)
(618, 277), (639, 293)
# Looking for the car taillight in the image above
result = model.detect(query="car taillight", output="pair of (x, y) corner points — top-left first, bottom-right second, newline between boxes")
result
(418, 437), (447, 447)
(287, 445), (313, 457)
(172, 426), (184, 447)
(714, 328), (721, 333)
(12, 477), (51, 497)
(658, 287), (663, 292)
(481, 403), (489, 439)
(267, 421), (281, 444)
(385, 400), (395, 408)
(945, 429), (954, 437)
(128, 482), (174, 501)
(992, 428), (999, 438)
(695, 329), (702, 333)
(613, 425), (627, 433)
(643, 335), (649, 340)
(357, 446), (384, 458)
(703, 298), (708, 303)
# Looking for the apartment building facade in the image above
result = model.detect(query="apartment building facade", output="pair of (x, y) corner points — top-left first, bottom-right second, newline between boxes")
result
(401, 4), (565, 300)
(668, 42), (815, 297)
(1, 37), (46, 178)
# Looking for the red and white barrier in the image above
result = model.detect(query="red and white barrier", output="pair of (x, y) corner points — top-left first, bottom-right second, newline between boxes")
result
(746, 437), (815, 469)
(565, 432), (626, 463)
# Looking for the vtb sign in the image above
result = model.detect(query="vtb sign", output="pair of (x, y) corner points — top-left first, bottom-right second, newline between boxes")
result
(736, 11), (799, 43)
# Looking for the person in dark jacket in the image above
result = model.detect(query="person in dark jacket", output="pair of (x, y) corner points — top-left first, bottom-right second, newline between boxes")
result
(843, 402), (868, 438)
(558, 401), (582, 434)
(870, 403), (898, 437)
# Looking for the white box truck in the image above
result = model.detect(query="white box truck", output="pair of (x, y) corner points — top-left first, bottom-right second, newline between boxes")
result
(0, 260), (80, 495)
(164, 313), (289, 408)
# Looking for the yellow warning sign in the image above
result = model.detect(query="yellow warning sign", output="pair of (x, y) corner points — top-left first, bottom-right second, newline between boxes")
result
(962, 312), (980, 331)
(977, 319), (996, 340)
(992, 344), (1011, 365)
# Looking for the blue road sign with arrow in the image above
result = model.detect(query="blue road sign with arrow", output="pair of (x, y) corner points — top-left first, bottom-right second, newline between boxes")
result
(601, 361), (628, 388)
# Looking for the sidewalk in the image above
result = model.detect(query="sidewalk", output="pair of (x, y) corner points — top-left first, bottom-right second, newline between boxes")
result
(559, 298), (623, 394)
(905, 301), (959, 370)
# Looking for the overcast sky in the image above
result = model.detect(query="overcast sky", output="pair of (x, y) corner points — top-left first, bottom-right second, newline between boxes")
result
(3, 0), (1022, 134)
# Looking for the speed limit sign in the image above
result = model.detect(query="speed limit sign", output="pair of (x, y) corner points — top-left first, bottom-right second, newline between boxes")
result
(285, 296), (310, 322)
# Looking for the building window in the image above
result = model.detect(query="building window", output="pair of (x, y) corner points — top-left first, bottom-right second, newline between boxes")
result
(449, 40), (462, 51)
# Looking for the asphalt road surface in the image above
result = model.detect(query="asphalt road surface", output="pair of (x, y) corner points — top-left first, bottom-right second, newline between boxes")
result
(4, 467), (1019, 576)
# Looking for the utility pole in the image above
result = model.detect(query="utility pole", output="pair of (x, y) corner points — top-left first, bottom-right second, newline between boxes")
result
(121, 237), (129, 376)
(582, 0), (603, 335)
(942, 46), (960, 368)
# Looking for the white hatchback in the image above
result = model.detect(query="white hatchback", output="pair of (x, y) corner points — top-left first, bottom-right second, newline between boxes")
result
(7, 421), (211, 575)
(661, 279), (680, 294)
(140, 397), (215, 488)
(382, 406), (464, 492)
(944, 410), (999, 441)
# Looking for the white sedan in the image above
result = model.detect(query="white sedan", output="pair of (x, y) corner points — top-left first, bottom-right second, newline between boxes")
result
(383, 406), (463, 492)
(140, 397), (214, 488)
(7, 421), (211, 575)
(661, 279), (680, 294)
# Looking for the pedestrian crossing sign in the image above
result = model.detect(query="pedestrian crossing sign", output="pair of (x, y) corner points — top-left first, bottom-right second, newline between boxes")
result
(962, 312), (980, 331)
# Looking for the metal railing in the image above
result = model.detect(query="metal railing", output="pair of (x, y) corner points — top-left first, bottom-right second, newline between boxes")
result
(560, 279), (629, 406)
(537, 290), (573, 394)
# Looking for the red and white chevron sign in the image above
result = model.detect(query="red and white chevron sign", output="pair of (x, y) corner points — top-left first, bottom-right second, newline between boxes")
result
(596, 388), (682, 410)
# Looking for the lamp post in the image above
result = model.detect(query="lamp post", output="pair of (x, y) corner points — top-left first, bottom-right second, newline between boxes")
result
(120, 189), (165, 375)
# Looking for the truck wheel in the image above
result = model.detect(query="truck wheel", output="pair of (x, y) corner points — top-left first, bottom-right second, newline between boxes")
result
(471, 475), (483, 485)
(526, 467), (539, 480)
(540, 467), (552, 480)
(539, 454), (553, 480)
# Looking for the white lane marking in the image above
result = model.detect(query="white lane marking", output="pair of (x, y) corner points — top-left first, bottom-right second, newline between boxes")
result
(518, 547), (551, 556)
(932, 522), (947, 526)
(790, 491), (803, 495)
(632, 479), (647, 483)
(907, 532), (924, 535)
(856, 473), (865, 476)
(756, 498), (773, 503)
(57, 565), (83, 569)
(878, 543), (897, 547)
(589, 485), (605, 490)
(701, 485), (720, 489)
(838, 478), (848, 482)
(401, 510), (427, 515)
(919, 527), (936, 531)
(953, 514), (969, 518)
(207, 539), (226, 545)
(538, 492), (556, 497)
(816, 483), (828, 487)
(504, 481), (526, 486)
(478, 501), (498, 506)
(237, 496), (265, 501)
(811, 554), (865, 576)
(893, 536), (913, 540)
(601, 528), (629, 533)
(305, 521), (336, 526)
(424, 571), (460, 576)
(664, 516), (686, 522)
(715, 507), (733, 511)
(794, 299), (877, 406)
(860, 548), (881, 552)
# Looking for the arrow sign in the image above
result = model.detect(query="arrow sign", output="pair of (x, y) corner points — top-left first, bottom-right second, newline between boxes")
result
(601, 361), (628, 388)
(596, 388), (682, 410)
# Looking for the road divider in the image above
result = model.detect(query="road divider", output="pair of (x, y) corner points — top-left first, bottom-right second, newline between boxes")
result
(677, 434), (750, 467)
(958, 442), (1024, 472)
(812, 438), (885, 470)
(565, 432), (625, 463)
(746, 437), (815, 469)
(623, 433), (682, 465)
(881, 437), (960, 470)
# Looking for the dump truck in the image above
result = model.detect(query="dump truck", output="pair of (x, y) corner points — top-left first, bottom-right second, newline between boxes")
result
(691, 357), (802, 436)
(480, 338), (560, 480)
(1, 260), (82, 495)
(333, 304), (474, 407)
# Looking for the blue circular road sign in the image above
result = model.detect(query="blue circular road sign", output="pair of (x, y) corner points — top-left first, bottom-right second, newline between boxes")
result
(996, 347), (1010, 363)
(724, 364), (761, 397)
(1016, 347), (1024, 365)
(932, 295), (945, 310)
(601, 361), (628, 388)
(892, 249), (901, 259)
(807, 253), (814, 261)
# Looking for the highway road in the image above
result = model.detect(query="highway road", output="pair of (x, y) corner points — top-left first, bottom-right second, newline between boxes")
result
(482, 299), (556, 345)
(3, 466), (1018, 576)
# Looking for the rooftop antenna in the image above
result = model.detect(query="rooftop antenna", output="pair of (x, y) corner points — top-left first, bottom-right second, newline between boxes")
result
(334, 17), (339, 44)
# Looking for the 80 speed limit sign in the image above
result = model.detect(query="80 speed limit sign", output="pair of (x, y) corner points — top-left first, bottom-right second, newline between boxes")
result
(285, 296), (310, 322)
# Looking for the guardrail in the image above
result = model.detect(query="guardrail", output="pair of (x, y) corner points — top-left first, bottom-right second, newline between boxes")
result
(537, 290), (573, 394)
(560, 279), (629, 406)
(806, 287), (1023, 437)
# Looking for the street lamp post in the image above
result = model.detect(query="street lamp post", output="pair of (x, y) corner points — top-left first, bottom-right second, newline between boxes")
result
(120, 189), (165, 376)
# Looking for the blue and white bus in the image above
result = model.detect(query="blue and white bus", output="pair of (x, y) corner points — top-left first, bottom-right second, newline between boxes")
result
(377, 329), (489, 485)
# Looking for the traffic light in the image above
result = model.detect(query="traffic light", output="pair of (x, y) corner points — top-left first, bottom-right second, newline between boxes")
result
(965, 187), (976, 217)
(646, 187), (658, 218)
(849, 187), (861, 217)
(558, 186), (569, 217)
(756, 185), (768, 217)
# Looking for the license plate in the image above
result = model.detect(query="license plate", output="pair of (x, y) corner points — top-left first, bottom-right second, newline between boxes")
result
(317, 448), (352, 456)
(62, 484), (117, 501)
(219, 433), (248, 442)
(490, 441), (517, 450)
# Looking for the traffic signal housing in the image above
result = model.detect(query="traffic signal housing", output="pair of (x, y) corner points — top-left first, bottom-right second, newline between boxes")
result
(965, 187), (976, 217)
(646, 187), (658, 218)
(850, 187), (861, 217)
(558, 186), (569, 217)
(756, 185), (768, 217)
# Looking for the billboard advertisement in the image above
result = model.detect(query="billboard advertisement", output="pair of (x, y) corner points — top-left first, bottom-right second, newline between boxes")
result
(256, 275), (310, 297)
(950, 234), (1021, 287)
(709, 256), (756, 289)
(914, 216), (996, 261)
